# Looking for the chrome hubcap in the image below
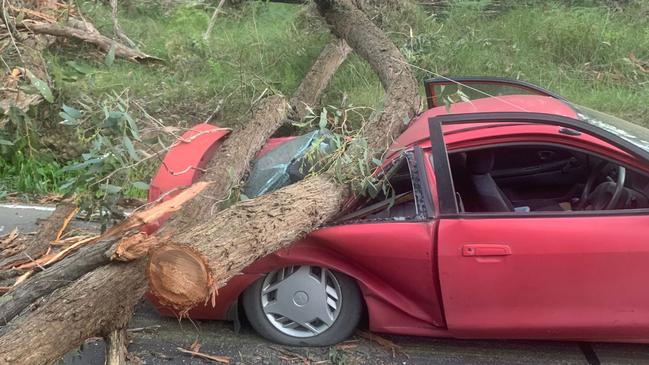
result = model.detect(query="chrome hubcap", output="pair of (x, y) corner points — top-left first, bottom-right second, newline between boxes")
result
(261, 266), (342, 338)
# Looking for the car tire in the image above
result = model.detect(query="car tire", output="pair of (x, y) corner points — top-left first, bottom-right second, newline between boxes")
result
(242, 265), (362, 346)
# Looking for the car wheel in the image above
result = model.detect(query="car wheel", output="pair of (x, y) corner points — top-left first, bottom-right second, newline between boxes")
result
(242, 265), (362, 346)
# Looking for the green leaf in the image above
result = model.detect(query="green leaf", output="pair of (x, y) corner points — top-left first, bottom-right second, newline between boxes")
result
(66, 61), (93, 74)
(62, 104), (82, 119)
(59, 113), (80, 126)
(132, 181), (149, 190)
(62, 155), (106, 172)
(124, 113), (140, 140)
(122, 136), (140, 161)
(319, 108), (328, 130)
(105, 44), (116, 66)
(100, 184), (122, 194)
(0, 138), (13, 146)
(25, 70), (53, 103)
(103, 111), (124, 129)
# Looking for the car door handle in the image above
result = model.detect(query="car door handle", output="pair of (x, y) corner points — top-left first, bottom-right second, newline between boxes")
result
(462, 244), (512, 257)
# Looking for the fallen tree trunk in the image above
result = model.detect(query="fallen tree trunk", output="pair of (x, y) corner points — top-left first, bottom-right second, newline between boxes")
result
(21, 20), (159, 61)
(0, 261), (146, 365)
(0, 237), (118, 325)
(147, 0), (420, 311)
(0, 202), (77, 269)
(164, 35), (350, 229)
(0, 34), (350, 364)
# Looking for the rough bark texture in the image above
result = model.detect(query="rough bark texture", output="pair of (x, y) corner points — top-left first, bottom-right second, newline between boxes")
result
(21, 20), (159, 61)
(318, 0), (420, 153)
(289, 37), (351, 120)
(148, 175), (346, 310)
(165, 35), (350, 229)
(0, 33), (350, 363)
(0, 261), (147, 365)
(147, 0), (420, 311)
(165, 95), (290, 230)
(0, 238), (117, 325)
(105, 328), (128, 365)
(0, 202), (76, 269)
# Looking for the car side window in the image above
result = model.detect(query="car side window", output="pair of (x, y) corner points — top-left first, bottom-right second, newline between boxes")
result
(448, 144), (649, 214)
(336, 154), (426, 222)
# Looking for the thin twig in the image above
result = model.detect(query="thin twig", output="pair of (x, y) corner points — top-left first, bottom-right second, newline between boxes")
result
(109, 0), (135, 47)
(203, 0), (226, 41)
(1, 0), (24, 66)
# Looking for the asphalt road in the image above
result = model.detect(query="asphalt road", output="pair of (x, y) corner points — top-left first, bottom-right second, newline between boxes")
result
(3, 204), (649, 365)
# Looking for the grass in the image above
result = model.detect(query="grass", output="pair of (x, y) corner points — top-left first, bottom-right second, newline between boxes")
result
(2, 0), (649, 199)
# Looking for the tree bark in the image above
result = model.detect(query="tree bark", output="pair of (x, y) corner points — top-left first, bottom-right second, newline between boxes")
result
(0, 238), (118, 325)
(21, 20), (159, 61)
(164, 35), (350, 230)
(147, 0), (420, 311)
(289, 37), (351, 120)
(0, 33), (350, 363)
(105, 328), (128, 365)
(0, 202), (77, 269)
(0, 261), (146, 365)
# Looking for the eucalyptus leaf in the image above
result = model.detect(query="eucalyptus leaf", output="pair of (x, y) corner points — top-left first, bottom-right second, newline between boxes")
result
(100, 184), (122, 194)
(105, 44), (116, 66)
(319, 108), (328, 130)
(0, 139), (13, 146)
(122, 136), (140, 161)
(124, 113), (140, 140)
(62, 104), (83, 119)
(66, 61), (93, 74)
(25, 70), (54, 103)
(132, 181), (149, 190)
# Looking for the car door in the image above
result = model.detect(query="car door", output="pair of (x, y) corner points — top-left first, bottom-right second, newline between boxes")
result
(429, 113), (649, 341)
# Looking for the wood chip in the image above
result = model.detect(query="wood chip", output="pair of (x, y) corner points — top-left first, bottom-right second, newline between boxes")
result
(176, 347), (230, 364)
(104, 181), (211, 238)
(190, 338), (201, 353)
(126, 325), (161, 333)
(55, 207), (78, 242)
(0, 228), (19, 247)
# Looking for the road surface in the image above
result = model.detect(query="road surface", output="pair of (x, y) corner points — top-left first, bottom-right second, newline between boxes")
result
(2, 204), (649, 365)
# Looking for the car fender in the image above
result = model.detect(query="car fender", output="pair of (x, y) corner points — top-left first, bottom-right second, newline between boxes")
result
(145, 123), (230, 233)
(241, 236), (443, 332)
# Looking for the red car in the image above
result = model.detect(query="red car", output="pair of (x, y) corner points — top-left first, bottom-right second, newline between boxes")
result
(146, 77), (649, 346)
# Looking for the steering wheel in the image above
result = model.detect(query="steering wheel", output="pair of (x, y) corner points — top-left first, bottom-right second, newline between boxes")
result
(576, 161), (626, 210)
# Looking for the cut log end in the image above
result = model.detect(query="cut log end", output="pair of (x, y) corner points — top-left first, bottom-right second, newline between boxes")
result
(146, 244), (212, 312)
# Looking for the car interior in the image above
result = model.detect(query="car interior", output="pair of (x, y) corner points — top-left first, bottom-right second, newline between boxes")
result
(448, 145), (649, 213)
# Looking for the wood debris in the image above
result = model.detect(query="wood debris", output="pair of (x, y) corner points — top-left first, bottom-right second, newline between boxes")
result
(269, 346), (314, 364)
(177, 346), (230, 364)
(629, 53), (649, 74)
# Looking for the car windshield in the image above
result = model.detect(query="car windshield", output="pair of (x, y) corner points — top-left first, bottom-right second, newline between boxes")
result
(572, 104), (649, 154)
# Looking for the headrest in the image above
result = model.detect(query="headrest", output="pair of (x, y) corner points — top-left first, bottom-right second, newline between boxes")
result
(467, 150), (495, 174)
(448, 152), (467, 169)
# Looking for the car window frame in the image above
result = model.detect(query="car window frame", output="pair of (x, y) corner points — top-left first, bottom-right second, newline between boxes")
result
(428, 112), (649, 218)
(333, 150), (435, 224)
(424, 77), (568, 109)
